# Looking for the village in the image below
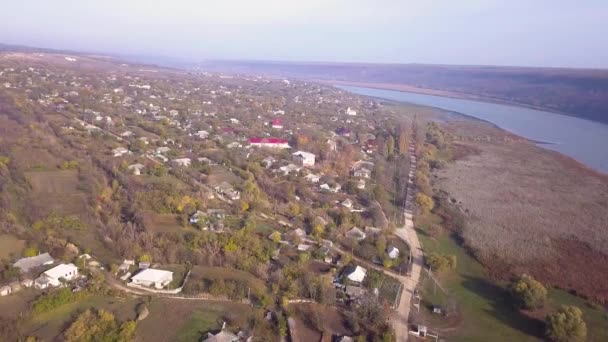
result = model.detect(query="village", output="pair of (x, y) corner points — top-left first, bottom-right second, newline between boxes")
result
(0, 54), (446, 342)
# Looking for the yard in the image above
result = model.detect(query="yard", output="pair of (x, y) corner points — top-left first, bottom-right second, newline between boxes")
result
(289, 303), (352, 341)
(0, 234), (25, 260)
(135, 298), (253, 342)
(24, 170), (88, 217)
(414, 217), (608, 342)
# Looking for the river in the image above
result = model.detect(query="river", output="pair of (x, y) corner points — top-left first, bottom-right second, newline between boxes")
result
(338, 85), (608, 174)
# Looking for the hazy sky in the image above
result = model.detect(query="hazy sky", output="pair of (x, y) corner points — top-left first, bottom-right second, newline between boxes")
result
(1, 0), (607, 68)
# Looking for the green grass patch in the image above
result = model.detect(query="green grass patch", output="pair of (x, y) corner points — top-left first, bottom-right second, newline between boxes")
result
(417, 221), (543, 342)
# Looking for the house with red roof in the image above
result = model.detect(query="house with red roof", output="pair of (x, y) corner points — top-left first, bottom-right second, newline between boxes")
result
(271, 118), (283, 129)
(248, 137), (290, 149)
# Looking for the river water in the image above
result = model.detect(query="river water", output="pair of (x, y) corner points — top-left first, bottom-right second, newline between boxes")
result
(338, 85), (608, 174)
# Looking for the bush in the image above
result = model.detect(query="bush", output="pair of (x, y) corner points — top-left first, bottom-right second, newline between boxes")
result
(546, 305), (587, 342)
(426, 253), (457, 273)
(33, 288), (87, 314)
(510, 274), (547, 310)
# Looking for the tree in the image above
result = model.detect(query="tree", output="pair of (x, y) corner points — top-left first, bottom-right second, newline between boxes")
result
(386, 136), (395, 157)
(270, 231), (282, 243)
(546, 306), (587, 342)
(23, 246), (38, 257)
(510, 274), (547, 310)
(416, 193), (434, 213)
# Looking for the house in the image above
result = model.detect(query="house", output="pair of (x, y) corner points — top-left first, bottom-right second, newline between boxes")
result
(248, 137), (290, 149)
(320, 183), (341, 193)
(345, 107), (357, 116)
(335, 336), (354, 342)
(189, 210), (206, 224)
(130, 268), (173, 289)
(226, 141), (242, 149)
(203, 328), (240, 342)
(120, 130), (133, 137)
(229, 118), (240, 124)
(0, 286), (11, 296)
(172, 158), (192, 167)
(357, 179), (366, 189)
(327, 139), (337, 152)
(214, 182), (241, 200)
(291, 228), (307, 239)
(21, 279), (34, 288)
(13, 253), (55, 273)
(261, 156), (276, 168)
(345, 227), (366, 241)
(335, 127), (351, 137)
(353, 168), (371, 179)
(297, 244), (312, 252)
(271, 118), (283, 129)
(128, 163), (145, 175)
(195, 130), (209, 139)
(112, 147), (129, 157)
(35, 263), (79, 289)
(292, 151), (315, 166)
(344, 265), (367, 283)
(273, 109), (285, 115)
(278, 163), (301, 175)
(341, 199), (354, 209)
(156, 146), (170, 154)
(387, 246), (400, 259)
(304, 173), (321, 183)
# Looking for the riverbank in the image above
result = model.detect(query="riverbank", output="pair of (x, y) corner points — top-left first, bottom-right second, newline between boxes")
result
(323, 79), (581, 120)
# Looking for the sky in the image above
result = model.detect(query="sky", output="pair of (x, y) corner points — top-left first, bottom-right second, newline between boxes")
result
(1, 0), (607, 68)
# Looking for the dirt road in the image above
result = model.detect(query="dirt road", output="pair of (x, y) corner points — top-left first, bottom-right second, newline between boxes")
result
(392, 141), (424, 341)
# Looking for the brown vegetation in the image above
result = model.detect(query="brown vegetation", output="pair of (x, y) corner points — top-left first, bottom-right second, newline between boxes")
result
(435, 117), (608, 302)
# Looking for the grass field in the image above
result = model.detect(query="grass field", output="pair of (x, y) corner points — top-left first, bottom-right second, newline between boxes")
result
(414, 220), (608, 342)
(188, 266), (267, 295)
(24, 170), (88, 217)
(142, 211), (186, 233)
(0, 234), (25, 260)
(136, 298), (252, 342)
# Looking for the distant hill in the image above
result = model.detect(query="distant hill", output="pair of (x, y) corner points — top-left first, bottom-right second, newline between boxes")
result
(199, 60), (608, 124)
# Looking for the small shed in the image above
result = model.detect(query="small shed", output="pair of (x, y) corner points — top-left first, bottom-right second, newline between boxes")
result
(0, 285), (11, 296)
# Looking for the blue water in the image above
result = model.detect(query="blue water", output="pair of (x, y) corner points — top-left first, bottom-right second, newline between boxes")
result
(338, 85), (608, 174)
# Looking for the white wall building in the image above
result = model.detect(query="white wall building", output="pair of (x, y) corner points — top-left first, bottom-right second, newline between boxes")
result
(292, 151), (315, 166)
(130, 268), (173, 289)
(35, 263), (78, 289)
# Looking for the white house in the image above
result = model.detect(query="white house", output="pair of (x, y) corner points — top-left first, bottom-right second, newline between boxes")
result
(320, 183), (341, 193)
(0, 286), (11, 296)
(35, 263), (79, 289)
(279, 163), (301, 176)
(353, 168), (371, 179)
(172, 158), (192, 167)
(249, 137), (290, 149)
(128, 163), (145, 175)
(226, 141), (242, 149)
(304, 173), (321, 183)
(387, 246), (400, 259)
(346, 107), (357, 116)
(130, 268), (173, 289)
(112, 147), (129, 157)
(195, 130), (209, 139)
(357, 179), (366, 189)
(292, 151), (315, 166)
(341, 199), (354, 209)
(345, 265), (367, 283)
(346, 227), (366, 241)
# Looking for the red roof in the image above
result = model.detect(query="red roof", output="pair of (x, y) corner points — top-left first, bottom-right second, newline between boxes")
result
(249, 137), (289, 144)
(272, 118), (282, 125)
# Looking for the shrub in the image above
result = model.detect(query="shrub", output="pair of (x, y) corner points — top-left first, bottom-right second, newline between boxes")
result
(33, 288), (87, 314)
(545, 305), (587, 342)
(416, 193), (434, 213)
(510, 274), (547, 310)
(426, 253), (457, 273)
